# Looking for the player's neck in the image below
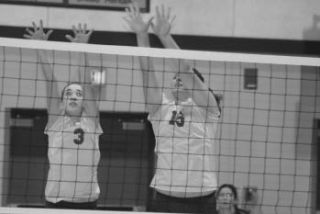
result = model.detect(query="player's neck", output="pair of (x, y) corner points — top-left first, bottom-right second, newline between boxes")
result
(175, 97), (189, 105)
(70, 115), (81, 122)
(65, 113), (81, 123)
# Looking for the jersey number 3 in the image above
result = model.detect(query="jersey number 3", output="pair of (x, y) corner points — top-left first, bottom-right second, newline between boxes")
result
(169, 111), (185, 127)
(74, 128), (85, 145)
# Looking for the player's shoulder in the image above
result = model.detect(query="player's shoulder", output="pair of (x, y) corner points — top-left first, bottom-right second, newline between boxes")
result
(45, 115), (65, 134)
(81, 114), (103, 134)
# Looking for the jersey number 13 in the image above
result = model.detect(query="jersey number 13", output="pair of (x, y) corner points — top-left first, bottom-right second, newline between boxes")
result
(169, 111), (185, 127)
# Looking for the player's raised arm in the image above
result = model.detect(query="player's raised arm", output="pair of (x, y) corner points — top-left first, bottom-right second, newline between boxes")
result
(152, 5), (220, 114)
(123, 3), (162, 114)
(151, 5), (177, 49)
(24, 20), (60, 126)
(65, 24), (100, 123)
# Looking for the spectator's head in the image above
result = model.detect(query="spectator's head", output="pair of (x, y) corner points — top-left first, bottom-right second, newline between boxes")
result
(216, 184), (239, 212)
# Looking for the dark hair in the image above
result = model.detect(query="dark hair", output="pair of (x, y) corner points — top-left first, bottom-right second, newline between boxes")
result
(193, 68), (223, 113)
(60, 82), (82, 101)
(193, 68), (205, 83)
(174, 68), (204, 82)
(216, 184), (239, 200)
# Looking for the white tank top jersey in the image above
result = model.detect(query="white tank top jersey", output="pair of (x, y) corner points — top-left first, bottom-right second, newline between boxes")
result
(44, 115), (102, 203)
(149, 93), (220, 198)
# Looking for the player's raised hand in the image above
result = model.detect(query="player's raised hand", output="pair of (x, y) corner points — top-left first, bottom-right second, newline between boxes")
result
(123, 2), (153, 34)
(24, 20), (53, 41)
(151, 5), (176, 38)
(65, 23), (93, 43)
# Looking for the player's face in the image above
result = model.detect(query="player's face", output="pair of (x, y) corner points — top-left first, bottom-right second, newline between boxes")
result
(171, 74), (189, 101)
(62, 84), (84, 116)
(216, 187), (235, 209)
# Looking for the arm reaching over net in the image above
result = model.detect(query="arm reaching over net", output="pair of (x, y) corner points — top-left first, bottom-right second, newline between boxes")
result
(124, 3), (162, 114)
(65, 24), (100, 125)
(25, 22), (102, 208)
(124, 5), (220, 213)
(24, 20), (59, 127)
(152, 5), (220, 115)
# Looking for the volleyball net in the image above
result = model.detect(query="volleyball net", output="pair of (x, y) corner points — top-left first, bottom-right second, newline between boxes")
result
(0, 37), (319, 214)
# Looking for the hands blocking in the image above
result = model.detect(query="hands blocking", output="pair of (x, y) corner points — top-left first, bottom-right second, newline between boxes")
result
(123, 3), (176, 37)
(24, 3), (176, 42)
(24, 20), (93, 43)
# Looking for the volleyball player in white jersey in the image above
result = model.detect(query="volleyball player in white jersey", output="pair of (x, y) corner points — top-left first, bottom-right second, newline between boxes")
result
(124, 4), (221, 213)
(24, 21), (102, 209)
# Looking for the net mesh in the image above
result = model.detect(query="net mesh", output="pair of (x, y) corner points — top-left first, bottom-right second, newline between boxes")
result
(0, 37), (319, 214)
